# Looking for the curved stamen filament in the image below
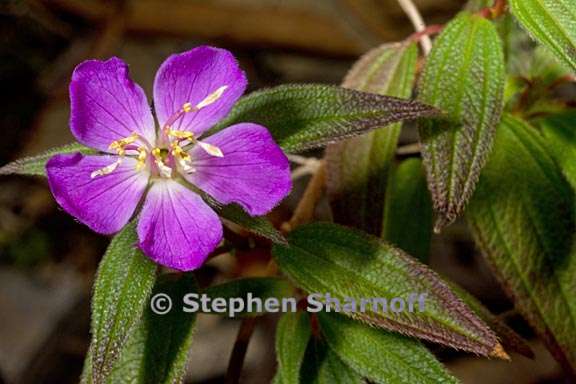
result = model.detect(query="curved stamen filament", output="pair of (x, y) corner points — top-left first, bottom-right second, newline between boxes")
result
(163, 85), (228, 134)
(109, 132), (139, 155)
(91, 158), (122, 178)
(91, 132), (147, 178)
(171, 142), (195, 173)
(197, 141), (224, 157)
(167, 129), (224, 158)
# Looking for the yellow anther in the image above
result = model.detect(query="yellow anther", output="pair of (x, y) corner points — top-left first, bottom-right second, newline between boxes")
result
(170, 143), (195, 172)
(170, 142), (189, 159)
(182, 102), (193, 113)
(167, 129), (195, 141)
(136, 147), (147, 171)
(196, 85), (228, 109)
(109, 132), (139, 156)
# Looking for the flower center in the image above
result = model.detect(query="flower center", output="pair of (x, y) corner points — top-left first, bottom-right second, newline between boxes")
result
(91, 85), (228, 179)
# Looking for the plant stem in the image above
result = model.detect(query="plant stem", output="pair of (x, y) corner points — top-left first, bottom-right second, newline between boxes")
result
(225, 163), (326, 383)
(478, 0), (507, 19)
(225, 317), (259, 384)
(408, 24), (444, 45)
(281, 161), (326, 233)
(397, 0), (432, 54)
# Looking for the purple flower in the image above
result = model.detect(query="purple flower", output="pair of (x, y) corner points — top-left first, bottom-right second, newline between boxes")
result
(46, 46), (291, 271)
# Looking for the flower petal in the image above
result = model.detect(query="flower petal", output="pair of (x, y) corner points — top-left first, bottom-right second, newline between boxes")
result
(70, 57), (156, 151)
(153, 46), (247, 136)
(46, 153), (149, 234)
(137, 180), (223, 271)
(186, 123), (292, 216)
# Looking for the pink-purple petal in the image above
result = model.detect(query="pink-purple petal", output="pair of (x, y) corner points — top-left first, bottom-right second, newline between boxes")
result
(70, 57), (156, 152)
(46, 153), (149, 235)
(186, 123), (292, 216)
(153, 46), (247, 137)
(137, 180), (223, 271)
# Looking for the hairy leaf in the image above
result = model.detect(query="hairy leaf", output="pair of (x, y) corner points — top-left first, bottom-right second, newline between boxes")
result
(142, 274), (198, 383)
(216, 203), (287, 244)
(89, 222), (157, 382)
(299, 338), (363, 384)
(214, 84), (439, 153)
(538, 112), (576, 189)
(107, 274), (199, 384)
(382, 158), (433, 262)
(319, 313), (457, 384)
(275, 312), (312, 383)
(272, 223), (502, 356)
(510, 0), (576, 73)
(447, 281), (534, 358)
(0, 142), (94, 177)
(204, 277), (293, 316)
(468, 114), (576, 375)
(418, 12), (505, 231)
(326, 42), (418, 235)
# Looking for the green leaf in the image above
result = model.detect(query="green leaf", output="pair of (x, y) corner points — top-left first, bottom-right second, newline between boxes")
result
(142, 274), (198, 383)
(538, 112), (576, 189)
(107, 274), (199, 384)
(326, 42), (418, 235)
(300, 338), (363, 384)
(89, 222), (157, 382)
(510, 0), (576, 73)
(275, 311), (312, 383)
(272, 223), (502, 357)
(467, 114), (576, 375)
(0, 142), (94, 177)
(418, 12), (505, 231)
(447, 281), (534, 358)
(204, 277), (293, 317)
(318, 313), (457, 384)
(214, 84), (439, 153)
(382, 158), (433, 262)
(215, 203), (287, 244)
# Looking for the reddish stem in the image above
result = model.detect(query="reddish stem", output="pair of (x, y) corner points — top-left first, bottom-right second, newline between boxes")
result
(478, 0), (507, 19)
(407, 24), (444, 44)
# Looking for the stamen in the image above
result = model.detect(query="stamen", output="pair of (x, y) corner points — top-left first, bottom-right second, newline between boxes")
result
(195, 85), (228, 109)
(197, 141), (224, 157)
(161, 85), (229, 134)
(109, 132), (139, 155)
(167, 129), (195, 140)
(152, 148), (173, 178)
(136, 147), (148, 171)
(91, 159), (122, 178)
(171, 143), (195, 173)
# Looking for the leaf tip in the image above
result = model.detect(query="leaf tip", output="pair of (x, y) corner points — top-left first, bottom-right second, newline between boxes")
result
(433, 217), (449, 234)
(490, 343), (510, 361)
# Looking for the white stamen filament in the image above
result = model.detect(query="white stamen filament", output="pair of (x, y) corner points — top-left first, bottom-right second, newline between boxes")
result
(197, 141), (224, 157)
(155, 159), (173, 178)
(91, 158), (122, 178)
(195, 85), (228, 109)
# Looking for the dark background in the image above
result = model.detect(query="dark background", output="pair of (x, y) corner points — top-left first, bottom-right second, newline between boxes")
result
(0, 0), (566, 383)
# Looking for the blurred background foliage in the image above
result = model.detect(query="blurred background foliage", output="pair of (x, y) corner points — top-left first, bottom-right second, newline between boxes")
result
(0, 0), (568, 383)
